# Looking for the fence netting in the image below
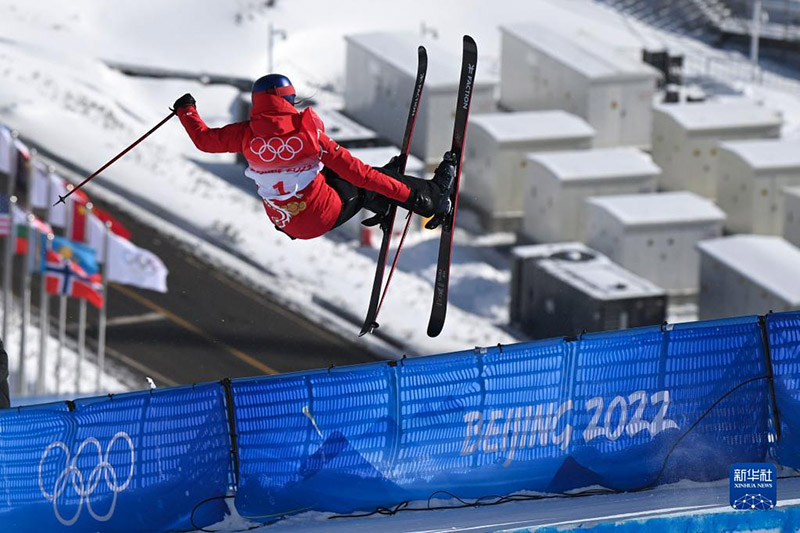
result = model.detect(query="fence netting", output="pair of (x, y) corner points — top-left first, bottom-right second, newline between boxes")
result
(1, 311), (798, 531)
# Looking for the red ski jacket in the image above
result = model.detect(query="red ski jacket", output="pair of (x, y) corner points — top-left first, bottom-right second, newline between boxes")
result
(177, 92), (411, 239)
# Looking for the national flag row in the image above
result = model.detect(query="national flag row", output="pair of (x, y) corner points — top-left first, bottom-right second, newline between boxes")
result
(0, 126), (168, 309)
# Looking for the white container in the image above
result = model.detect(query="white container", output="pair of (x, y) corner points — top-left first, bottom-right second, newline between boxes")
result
(586, 191), (725, 292)
(461, 111), (594, 230)
(330, 146), (426, 241)
(523, 147), (660, 243)
(499, 22), (659, 148)
(344, 32), (496, 165)
(698, 235), (800, 319)
(651, 101), (782, 199)
(785, 186), (800, 247)
(716, 139), (800, 235)
(313, 108), (377, 146)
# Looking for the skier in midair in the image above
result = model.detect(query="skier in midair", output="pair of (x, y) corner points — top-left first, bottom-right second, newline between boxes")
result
(173, 74), (455, 240)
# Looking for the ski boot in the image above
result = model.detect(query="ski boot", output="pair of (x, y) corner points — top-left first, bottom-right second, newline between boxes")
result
(424, 151), (457, 230)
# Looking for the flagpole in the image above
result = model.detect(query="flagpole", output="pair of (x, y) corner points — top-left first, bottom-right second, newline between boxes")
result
(14, 151), (32, 395)
(2, 134), (17, 347)
(76, 299), (86, 395)
(96, 220), (111, 393)
(18, 212), (34, 396)
(36, 166), (53, 395)
(74, 199), (92, 396)
(56, 194), (73, 394)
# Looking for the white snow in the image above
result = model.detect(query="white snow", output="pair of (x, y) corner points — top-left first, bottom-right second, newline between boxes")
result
(1, 301), (129, 401)
(196, 476), (800, 533)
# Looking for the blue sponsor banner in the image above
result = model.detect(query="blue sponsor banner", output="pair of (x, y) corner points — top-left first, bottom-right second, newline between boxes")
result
(766, 310), (800, 467)
(0, 383), (232, 532)
(233, 315), (774, 520)
(1, 311), (797, 527)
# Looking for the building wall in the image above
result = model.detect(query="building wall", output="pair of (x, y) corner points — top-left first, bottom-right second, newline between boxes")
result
(785, 188), (800, 247)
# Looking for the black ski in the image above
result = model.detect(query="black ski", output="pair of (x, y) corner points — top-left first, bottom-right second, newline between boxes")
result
(426, 35), (477, 338)
(359, 45), (427, 337)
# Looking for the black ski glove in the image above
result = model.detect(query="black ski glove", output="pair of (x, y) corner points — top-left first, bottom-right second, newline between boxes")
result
(171, 93), (196, 112)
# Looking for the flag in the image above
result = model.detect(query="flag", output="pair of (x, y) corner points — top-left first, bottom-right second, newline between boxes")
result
(107, 232), (168, 293)
(0, 194), (10, 236)
(30, 161), (51, 209)
(49, 235), (99, 274)
(92, 206), (131, 240)
(48, 175), (69, 227)
(13, 138), (30, 162)
(43, 249), (103, 308)
(12, 205), (52, 255)
(70, 200), (90, 242)
(0, 126), (13, 175)
(86, 212), (107, 259)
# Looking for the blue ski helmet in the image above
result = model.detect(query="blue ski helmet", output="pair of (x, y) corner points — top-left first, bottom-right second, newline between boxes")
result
(252, 74), (296, 105)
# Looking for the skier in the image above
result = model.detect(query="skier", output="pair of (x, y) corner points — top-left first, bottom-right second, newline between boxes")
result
(173, 74), (455, 240)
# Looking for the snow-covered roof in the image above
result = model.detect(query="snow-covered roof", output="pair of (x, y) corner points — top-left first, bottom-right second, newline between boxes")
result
(471, 111), (594, 145)
(314, 108), (377, 144)
(501, 22), (659, 82)
(512, 242), (663, 300)
(719, 139), (800, 172)
(345, 32), (495, 91)
(537, 254), (665, 300)
(655, 101), (783, 133)
(528, 147), (660, 182)
(697, 235), (800, 303)
(588, 192), (726, 227)
(348, 146), (424, 176)
(512, 241), (596, 260)
(786, 186), (800, 200)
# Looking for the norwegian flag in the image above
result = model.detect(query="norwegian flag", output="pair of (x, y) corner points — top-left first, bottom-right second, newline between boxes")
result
(43, 249), (104, 308)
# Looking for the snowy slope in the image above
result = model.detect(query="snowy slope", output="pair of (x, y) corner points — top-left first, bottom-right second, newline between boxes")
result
(1, 303), (130, 399)
(199, 477), (800, 533)
(2, 0), (800, 356)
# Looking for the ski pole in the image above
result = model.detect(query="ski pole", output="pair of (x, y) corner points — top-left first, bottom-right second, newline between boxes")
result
(54, 111), (176, 206)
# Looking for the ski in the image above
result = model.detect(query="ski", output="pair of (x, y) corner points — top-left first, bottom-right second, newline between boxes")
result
(359, 45), (427, 337)
(426, 35), (477, 338)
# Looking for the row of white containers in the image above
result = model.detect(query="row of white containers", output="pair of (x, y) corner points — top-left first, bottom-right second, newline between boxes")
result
(341, 29), (800, 318)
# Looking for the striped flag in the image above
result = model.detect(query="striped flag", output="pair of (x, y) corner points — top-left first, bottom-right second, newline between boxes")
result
(0, 194), (11, 236)
(42, 249), (104, 308)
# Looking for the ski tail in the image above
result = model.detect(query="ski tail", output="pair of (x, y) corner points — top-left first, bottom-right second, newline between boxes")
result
(358, 45), (427, 337)
(426, 35), (477, 338)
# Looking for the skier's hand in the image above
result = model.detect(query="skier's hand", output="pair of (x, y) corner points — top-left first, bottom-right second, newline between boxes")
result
(381, 155), (403, 175)
(171, 93), (196, 112)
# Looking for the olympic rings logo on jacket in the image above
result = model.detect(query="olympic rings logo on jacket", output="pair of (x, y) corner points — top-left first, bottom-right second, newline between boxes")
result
(38, 432), (135, 526)
(249, 136), (305, 163)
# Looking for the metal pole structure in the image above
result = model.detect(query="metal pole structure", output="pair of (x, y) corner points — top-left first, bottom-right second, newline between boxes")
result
(75, 298), (86, 395)
(96, 221), (111, 393)
(18, 213), (33, 396)
(751, 0), (763, 81)
(55, 194), (73, 394)
(2, 135), (17, 344)
(267, 23), (286, 73)
(36, 167), (53, 395)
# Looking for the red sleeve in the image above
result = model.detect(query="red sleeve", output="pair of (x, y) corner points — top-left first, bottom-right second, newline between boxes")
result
(177, 106), (249, 154)
(319, 133), (410, 203)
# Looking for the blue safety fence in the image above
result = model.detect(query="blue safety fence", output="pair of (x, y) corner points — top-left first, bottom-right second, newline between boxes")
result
(1, 311), (799, 531)
(0, 382), (232, 531)
(766, 310), (800, 468)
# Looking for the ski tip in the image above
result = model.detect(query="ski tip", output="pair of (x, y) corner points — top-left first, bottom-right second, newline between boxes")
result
(418, 45), (427, 55)
(358, 321), (380, 337)
(463, 35), (476, 51)
(426, 321), (443, 338)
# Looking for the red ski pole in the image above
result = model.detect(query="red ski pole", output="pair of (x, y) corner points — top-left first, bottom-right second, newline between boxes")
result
(53, 111), (176, 206)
